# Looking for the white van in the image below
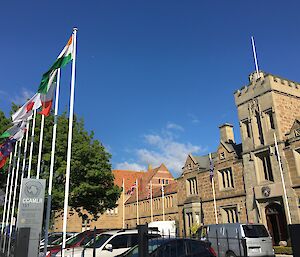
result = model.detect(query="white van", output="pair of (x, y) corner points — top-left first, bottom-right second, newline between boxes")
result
(148, 220), (177, 237)
(198, 223), (275, 257)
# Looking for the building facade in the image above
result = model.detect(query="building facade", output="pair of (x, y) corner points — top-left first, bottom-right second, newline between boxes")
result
(234, 71), (300, 245)
(177, 124), (247, 236)
(124, 164), (178, 228)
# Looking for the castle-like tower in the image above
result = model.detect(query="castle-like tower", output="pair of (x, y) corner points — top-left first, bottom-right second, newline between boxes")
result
(234, 71), (300, 244)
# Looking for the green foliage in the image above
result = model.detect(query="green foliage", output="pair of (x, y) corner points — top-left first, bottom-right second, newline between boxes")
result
(0, 106), (121, 220)
(0, 110), (11, 186)
(273, 246), (293, 255)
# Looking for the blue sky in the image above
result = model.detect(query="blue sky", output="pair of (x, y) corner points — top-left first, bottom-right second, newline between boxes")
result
(1, 1), (300, 176)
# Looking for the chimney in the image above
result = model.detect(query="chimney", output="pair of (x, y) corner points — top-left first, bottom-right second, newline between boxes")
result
(219, 123), (235, 143)
(148, 164), (152, 171)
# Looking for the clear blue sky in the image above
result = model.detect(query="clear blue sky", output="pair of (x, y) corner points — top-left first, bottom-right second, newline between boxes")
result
(1, 1), (299, 176)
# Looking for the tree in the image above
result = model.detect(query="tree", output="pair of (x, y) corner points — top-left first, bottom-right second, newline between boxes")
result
(0, 107), (121, 220)
(0, 110), (11, 188)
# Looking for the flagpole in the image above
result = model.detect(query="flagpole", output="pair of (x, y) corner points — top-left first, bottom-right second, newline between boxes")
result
(209, 153), (218, 224)
(251, 36), (260, 79)
(274, 133), (292, 224)
(0, 153), (12, 250)
(43, 68), (61, 257)
(28, 110), (37, 178)
(36, 114), (45, 179)
(3, 144), (17, 253)
(136, 179), (139, 226)
(162, 184), (165, 221)
(150, 181), (153, 222)
(62, 28), (77, 255)
(7, 139), (22, 257)
(122, 178), (125, 229)
(21, 119), (30, 177)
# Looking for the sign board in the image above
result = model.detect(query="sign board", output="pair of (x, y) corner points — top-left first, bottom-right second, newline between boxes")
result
(17, 178), (46, 257)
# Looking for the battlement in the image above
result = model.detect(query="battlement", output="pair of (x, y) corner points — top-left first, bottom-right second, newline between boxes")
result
(234, 71), (300, 106)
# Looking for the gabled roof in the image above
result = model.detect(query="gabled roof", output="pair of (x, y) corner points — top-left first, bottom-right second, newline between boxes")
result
(219, 140), (242, 157)
(124, 164), (175, 204)
(112, 170), (144, 192)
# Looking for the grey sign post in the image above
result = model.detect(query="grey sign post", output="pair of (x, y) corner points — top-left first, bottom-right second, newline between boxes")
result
(17, 178), (46, 257)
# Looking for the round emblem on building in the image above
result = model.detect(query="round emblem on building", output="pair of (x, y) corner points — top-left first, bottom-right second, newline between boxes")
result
(24, 181), (42, 197)
(261, 186), (271, 197)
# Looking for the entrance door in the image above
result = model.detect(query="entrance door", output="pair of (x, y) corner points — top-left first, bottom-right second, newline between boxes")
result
(265, 203), (287, 245)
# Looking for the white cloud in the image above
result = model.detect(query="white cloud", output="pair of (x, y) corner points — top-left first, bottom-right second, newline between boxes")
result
(137, 134), (202, 175)
(115, 162), (146, 171)
(11, 88), (34, 105)
(0, 90), (8, 96)
(188, 113), (200, 124)
(166, 122), (184, 131)
(115, 124), (204, 176)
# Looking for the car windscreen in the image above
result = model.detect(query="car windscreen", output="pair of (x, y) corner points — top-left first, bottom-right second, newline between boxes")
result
(243, 225), (269, 238)
(122, 238), (172, 257)
(85, 234), (111, 248)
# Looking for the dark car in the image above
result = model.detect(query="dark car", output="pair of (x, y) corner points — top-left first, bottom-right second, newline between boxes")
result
(117, 238), (217, 257)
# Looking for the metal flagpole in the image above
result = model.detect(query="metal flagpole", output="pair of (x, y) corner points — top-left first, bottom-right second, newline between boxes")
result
(150, 181), (153, 222)
(7, 139), (22, 257)
(136, 179), (139, 225)
(21, 119), (30, 178)
(209, 153), (218, 224)
(274, 133), (292, 224)
(28, 110), (37, 178)
(43, 68), (61, 257)
(36, 114), (45, 179)
(162, 184), (165, 221)
(0, 153), (12, 250)
(251, 36), (260, 79)
(62, 28), (77, 256)
(3, 144), (17, 253)
(122, 178), (125, 229)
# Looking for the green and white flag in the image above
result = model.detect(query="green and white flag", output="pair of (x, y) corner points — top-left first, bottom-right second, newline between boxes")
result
(38, 35), (73, 94)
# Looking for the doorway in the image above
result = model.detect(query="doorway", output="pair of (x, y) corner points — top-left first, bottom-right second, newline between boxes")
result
(265, 203), (287, 245)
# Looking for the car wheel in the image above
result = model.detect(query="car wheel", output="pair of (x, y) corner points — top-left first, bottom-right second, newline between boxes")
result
(226, 251), (236, 257)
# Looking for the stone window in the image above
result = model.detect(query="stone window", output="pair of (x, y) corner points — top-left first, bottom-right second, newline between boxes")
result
(293, 148), (300, 176)
(222, 206), (239, 223)
(166, 179), (169, 184)
(186, 177), (198, 195)
(218, 168), (234, 189)
(242, 119), (251, 138)
(265, 109), (275, 130)
(256, 151), (274, 182)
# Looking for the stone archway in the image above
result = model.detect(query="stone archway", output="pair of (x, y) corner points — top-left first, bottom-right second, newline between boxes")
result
(265, 203), (288, 245)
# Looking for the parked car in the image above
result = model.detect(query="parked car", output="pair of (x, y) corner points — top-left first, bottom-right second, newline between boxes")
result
(41, 229), (102, 257)
(198, 223), (275, 257)
(55, 228), (161, 257)
(117, 238), (217, 257)
(40, 232), (76, 249)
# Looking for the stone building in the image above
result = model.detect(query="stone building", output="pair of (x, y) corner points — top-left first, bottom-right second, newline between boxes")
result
(177, 124), (247, 236)
(53, 169), (143, 232)
(234, 71), (300, 245)
(124, 164), (178, 228)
